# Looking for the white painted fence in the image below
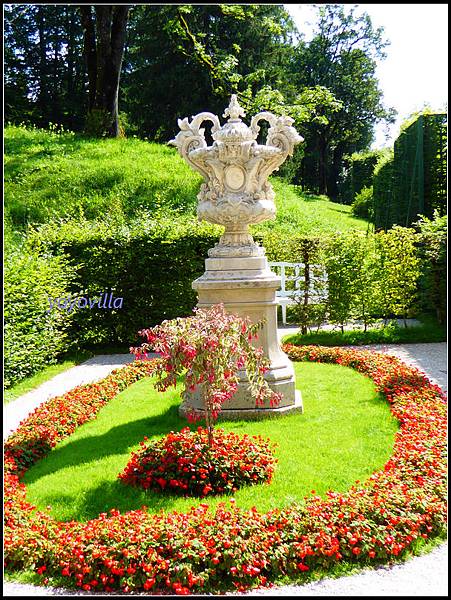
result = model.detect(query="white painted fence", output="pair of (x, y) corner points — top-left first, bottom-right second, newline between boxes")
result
(268, 262), (327, 326)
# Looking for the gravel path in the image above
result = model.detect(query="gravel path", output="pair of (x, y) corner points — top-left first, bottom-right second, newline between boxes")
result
(3, 341), (447, 596)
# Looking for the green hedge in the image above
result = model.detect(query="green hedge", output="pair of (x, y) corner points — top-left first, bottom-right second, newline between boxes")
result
(373, 113), (447, 231)
(4, 247), (76, 387)
(373, 150), (395, 231)
(27, 216), (222, 348)
(338, 150), (385, 205)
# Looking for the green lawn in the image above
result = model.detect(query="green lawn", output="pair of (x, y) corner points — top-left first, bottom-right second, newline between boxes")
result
(282, 316), (447, 346)
(23, 362), (398, 522)
(5, 124), (370, 236)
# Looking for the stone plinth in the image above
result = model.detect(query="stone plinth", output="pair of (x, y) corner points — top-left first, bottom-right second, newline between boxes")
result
(178, 251), (303, 419)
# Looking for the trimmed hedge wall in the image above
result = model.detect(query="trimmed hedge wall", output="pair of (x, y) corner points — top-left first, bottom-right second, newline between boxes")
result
(339, 150), (385, 205)
(27, 217), (222, 347)
(373, 113), (447, 231)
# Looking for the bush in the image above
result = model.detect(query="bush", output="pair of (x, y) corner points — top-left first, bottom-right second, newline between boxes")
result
(4, 246), (76, 387)
(339, 149), (385, 205)
(27, 215), (221, 348)
(413, 211), (447, 325)
(119, 427), (277, 497)
(351, 186), (373, 219)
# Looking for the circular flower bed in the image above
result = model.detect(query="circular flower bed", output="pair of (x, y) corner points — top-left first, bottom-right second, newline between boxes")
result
(4, 347), (447, 594)
(118, 426), (277, 497)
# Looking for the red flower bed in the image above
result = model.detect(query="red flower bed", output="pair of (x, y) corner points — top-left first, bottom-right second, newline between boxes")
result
(4, 347), (447, 594)
(118, 426), (277, 497)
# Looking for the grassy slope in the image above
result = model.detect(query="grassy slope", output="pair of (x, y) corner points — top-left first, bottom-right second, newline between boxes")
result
(5, 124), (369, 235)
(23, 362), (398, 522)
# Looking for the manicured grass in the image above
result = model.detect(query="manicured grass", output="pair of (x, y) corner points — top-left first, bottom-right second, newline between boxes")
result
(23, 362), (398, 522)
(5, 124), (370, 235)
(283, 319), (446, 346)
(252, 179), (371, 237)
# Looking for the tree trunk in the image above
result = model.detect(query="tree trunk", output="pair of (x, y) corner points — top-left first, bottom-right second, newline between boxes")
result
(318, 133), (328, 195)
(79, 5), (130, 137)
(36, 6), (48, 120)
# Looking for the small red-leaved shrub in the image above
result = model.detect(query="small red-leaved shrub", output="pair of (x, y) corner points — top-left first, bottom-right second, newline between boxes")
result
(118, 426), (277, 497)
(4, 347), (447, 594)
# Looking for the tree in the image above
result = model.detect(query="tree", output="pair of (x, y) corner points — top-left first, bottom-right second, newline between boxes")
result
(79, 5), (131, 137)
(4, 4), (86, 129)
(121, 4), (298, 140)
(291, 4), (396, 197)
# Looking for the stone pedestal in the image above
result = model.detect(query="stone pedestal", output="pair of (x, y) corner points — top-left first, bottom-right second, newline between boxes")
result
(170, 95), (304, 420)
(179, 250), (303, 420)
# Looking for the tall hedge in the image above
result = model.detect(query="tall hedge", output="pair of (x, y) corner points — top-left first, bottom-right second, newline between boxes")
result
(339, 149), (385, 205)
(4, 247), (76, 387)
(413, 212), (447, 325)
(373, 113), (447, 231)
(373, 150), (395, 231)
(27, 216), (221, 347)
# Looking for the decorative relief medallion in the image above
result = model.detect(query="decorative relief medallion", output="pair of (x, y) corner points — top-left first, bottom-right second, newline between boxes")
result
(224, 165), (245, 190)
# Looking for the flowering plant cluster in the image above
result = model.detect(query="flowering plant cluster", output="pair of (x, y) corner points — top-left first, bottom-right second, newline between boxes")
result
(130, 304), (282, 444)
(118, 426), (277, 497)
(4, 347), (447, 595)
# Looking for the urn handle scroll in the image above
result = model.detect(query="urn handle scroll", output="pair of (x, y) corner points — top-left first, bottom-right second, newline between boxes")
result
(250, 112), (304, 158)
(168, 112), (221, 179)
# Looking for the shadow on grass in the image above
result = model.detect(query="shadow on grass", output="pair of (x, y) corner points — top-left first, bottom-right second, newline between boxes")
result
(24, 404), (186, 483)
(40, 477), (205, 521)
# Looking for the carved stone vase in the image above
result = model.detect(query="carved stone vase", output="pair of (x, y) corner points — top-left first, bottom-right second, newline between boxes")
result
(169, 95), (304, 419)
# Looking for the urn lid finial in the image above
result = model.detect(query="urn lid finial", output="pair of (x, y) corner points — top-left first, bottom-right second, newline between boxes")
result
(223, 94), (246, 122)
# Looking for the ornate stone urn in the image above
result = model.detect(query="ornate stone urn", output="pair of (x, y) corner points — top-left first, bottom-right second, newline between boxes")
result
(169, 95), (304, 418)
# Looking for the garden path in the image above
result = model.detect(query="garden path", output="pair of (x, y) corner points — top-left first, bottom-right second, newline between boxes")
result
(3, 339), (447, 596)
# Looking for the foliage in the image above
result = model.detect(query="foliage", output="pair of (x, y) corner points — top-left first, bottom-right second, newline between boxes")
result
(282, 238), (327, 334)
(413, 212), (447, 324)
(323, 233), (360, 331)
(373, 149), (395, 230)
(5, 3), (395, 197)
(4, 4), (86, 130)
(131, 304), (281, 442)
(4, 348), (446, 593)
(4, 245), (76, 388)
(338, 149), (386, 205)
(26, 215), (219, 347)
(284, 228), (423, 332)
(119, 427), (277, 497)
(375, 226), (421, 324)
(290, 5), (396, 197)
(373, 113), (447, 231)
(122, 4), (298, 141)
(351, 186), (373, 219)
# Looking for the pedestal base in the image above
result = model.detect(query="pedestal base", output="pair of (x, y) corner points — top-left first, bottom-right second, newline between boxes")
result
(179, 390), (303, 421)
(189, 250), (299, 416)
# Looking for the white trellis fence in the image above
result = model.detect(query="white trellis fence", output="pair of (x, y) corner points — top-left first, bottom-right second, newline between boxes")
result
(268, 262), (328, 326)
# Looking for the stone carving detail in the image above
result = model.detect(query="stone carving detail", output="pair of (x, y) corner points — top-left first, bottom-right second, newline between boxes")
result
(169, 95), (303, 256)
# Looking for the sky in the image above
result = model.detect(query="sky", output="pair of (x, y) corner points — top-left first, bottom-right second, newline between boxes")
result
(284, 3), (448, 149)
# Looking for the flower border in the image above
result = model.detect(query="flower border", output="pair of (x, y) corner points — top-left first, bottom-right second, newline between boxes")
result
(4, 347), (447, 594)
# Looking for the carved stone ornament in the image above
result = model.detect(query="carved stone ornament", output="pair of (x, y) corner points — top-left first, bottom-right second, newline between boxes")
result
(169, 95), (303, 257)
